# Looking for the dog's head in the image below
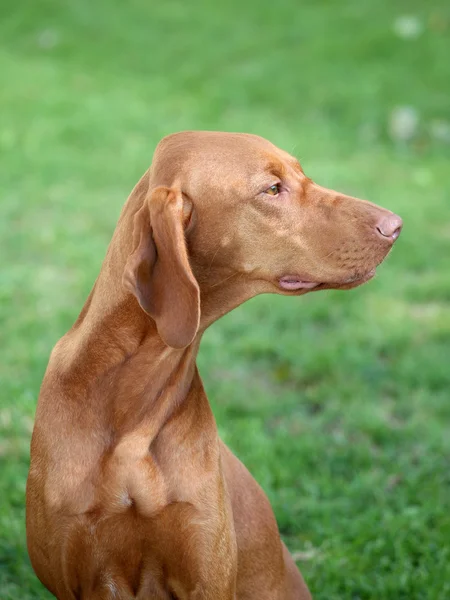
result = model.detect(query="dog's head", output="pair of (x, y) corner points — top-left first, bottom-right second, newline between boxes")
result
(124, 131), (402, 348)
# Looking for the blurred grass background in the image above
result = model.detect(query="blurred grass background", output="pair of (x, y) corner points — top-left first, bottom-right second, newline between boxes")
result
(1, 0), (449, 598)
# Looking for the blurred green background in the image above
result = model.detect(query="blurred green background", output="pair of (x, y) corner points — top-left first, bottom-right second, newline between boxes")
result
(1, 1), (449, 598)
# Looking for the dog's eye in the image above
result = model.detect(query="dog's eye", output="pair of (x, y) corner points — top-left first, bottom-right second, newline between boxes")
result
(265, 184), (281, 196)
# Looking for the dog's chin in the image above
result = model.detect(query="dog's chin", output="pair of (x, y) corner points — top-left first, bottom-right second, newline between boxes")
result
(277, 268), (376, 295)
(318, 268), (377, 291)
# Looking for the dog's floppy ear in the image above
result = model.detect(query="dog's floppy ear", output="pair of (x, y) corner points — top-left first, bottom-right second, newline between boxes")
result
(123, 186), (200, 349)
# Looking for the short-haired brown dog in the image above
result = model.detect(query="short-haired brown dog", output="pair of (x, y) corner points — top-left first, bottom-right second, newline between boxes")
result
(27, 131), (402, 599)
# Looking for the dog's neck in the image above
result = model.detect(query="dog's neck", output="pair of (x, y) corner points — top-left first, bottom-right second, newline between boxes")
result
(54, 191), (257, 444)
(55, 236), (202, 444)
(51, 282), (216, 514)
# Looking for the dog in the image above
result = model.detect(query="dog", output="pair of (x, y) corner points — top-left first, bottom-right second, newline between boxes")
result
(26, 131), (402, 599)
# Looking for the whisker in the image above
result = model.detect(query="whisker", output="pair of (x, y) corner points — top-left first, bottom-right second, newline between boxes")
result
(209, 271), (240, 288)
(208, 244), (222, 274)
(322, 247), (340, 260)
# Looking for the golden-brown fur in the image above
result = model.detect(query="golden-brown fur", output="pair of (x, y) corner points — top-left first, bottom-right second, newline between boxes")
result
(26, 131), (402, 599)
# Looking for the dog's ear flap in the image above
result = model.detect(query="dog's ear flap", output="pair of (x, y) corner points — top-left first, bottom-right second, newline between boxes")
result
(123, 186), (200, 349)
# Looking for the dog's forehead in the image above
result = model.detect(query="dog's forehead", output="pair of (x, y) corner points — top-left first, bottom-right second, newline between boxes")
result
(154, 131), (297, 175)
(159, 130), (275, 152)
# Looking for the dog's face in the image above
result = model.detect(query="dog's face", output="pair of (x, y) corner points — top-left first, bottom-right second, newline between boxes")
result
(125, 131), (402, 347)
(153, 131), (401, 295)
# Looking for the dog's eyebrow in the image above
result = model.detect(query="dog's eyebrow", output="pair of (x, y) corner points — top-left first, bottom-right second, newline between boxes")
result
(264, 161), (287, 179)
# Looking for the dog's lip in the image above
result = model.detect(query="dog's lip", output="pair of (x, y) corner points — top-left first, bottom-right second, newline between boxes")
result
(279, 276), (319, 290)
(279, 269), (376, 292)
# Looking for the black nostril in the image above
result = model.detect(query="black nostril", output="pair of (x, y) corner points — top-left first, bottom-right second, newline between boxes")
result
(377, 225), (401, 240)
(376, 226), (391, 238)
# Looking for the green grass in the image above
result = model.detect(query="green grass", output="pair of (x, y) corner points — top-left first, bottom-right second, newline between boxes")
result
(1, 1), (449, 598)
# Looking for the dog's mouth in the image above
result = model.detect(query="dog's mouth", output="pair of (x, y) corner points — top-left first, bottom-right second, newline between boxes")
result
(279, 277), (320, 290)
(279, 269), (376, 292)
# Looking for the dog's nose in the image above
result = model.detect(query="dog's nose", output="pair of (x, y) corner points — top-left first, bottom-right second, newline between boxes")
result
(376, 213), (403, 242)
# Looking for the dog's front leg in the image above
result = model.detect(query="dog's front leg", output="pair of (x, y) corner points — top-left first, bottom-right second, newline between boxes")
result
(167, 544), (237, 600)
